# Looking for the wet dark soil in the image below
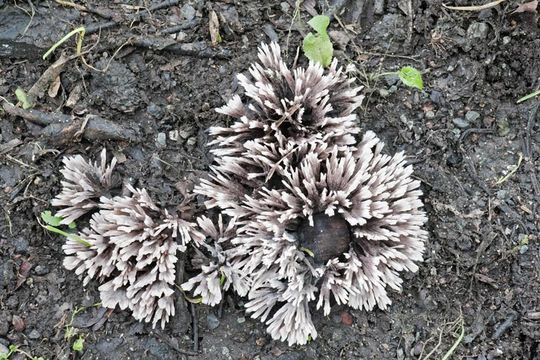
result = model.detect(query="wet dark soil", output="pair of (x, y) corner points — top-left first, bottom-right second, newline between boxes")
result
(1, 0), (539, 359)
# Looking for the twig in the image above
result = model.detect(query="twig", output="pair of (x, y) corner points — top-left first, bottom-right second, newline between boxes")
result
(190, 302), (199, 352)
(55, 0), (114, 19)
(459, 128), (495, 143)
(441, 312), (464, 360)
(2, 102), (138, 142)
(155, 332), (199, 357)
(442, 0), (507, 11)
(116, 37), (231, 59)
(523, 103), (540, 195)
(85, 0), (182, 34)
(495, 153), (523, 185)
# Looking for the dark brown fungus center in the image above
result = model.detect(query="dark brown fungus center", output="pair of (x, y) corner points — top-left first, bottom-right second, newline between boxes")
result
(297, 213), (351, 264)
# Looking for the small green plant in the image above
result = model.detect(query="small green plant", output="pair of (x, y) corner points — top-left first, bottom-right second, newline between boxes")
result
(39, 210), (90, 247)
(72, 336), (85, 353)
(302, 15), (333, 67)
(380, 66), (424, 91)
(397, 66), (424, 90)
(43, 26), (85, 60)
(15, 88), (33, 109)
(0, 344), (44, 360)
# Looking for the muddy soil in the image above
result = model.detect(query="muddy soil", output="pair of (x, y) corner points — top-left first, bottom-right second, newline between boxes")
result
(0, 0), (539, 359)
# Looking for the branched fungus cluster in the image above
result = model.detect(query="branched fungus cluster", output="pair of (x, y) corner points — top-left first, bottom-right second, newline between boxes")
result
(193, 43), (428, 344)
(52, 42), (428, 346)
(54, 151), (202, 328)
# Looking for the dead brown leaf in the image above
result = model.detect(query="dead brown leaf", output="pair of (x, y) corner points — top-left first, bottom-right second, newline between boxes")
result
(65, 83), (83, 108)
(12, 315), (26, 332)
(15, 259), (32, 290)
(48, 75), (62, 98)
(209, 10), (221, 46)
(27, 54), (69, 103)
(511, 0), (538, 13)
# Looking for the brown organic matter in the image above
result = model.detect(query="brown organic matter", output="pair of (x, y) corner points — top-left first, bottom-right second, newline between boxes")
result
(297, 213), (351, 264)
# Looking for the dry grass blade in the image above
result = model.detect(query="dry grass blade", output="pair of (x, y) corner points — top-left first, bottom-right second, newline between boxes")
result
(442, 0), (507, 11)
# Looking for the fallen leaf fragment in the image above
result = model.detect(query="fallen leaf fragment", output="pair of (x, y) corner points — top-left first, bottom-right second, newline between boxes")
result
(511, 0), (538, 13)
(12, 315), (26, 332)
(209, 10), (222, 46)
(15, 260), (33, 290)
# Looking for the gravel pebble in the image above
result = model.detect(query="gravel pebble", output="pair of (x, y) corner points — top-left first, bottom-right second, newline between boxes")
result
(33, 265), (49, 276)
(156, 133), (167, 148)
(452, 117), (469, 129)
(28, 329), (40, 339)
(206, 313), (220, 330)
(465, 110), (481, 122)
(0, 343), (8, 356)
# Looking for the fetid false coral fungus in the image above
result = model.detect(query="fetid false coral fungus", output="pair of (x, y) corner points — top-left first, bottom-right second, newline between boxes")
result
(52, 148), (118, 225)
(192, 42), (428, 345)
(54, 150), (203, 328)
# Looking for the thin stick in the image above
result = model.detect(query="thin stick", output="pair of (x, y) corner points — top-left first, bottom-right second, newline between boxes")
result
(442, 0), (507, 11)
(190, 302), (199, 352)
(441, 314), (464, 360)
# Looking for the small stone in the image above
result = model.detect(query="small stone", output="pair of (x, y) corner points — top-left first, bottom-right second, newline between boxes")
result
(206, 313), (220, 330)
(255, 337), (267, 347)
(446, 150), (463, 167)
(14, 237), (29, 254)
(168, 130), (179, 142)
(0, 343), (8, 356)
(146, 103), (164, 120)
(156, 133), (167, 148)
(497, 117), (510, 137)
(430, 90), (443, 104)
(181, 4), (196, 21)
(237, 316), (246, 324)
(374, 0), (385, 14)
(502, 36), (511, 45)
(0, 312), (10, 336)
(520, 245), (528, 254)
(467, 22), (489, 40)
(201, 102), (210, 112)
(425, 110), (435, 119)
(28, 329), (40, 339)
(378, 88), (390, 98)
(179, 128), (193, 139)
(0, 262), (15, 289)
(33, 265), (49, 276)
(6, 296), (18, 309)
(186, 137), (197, 147)
(452, 117), (469, 129)
(465, 110), (481, 123)
(340, 311), (353, 326)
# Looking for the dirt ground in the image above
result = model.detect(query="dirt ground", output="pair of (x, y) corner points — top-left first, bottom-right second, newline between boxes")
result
(0, 0), (539, 359)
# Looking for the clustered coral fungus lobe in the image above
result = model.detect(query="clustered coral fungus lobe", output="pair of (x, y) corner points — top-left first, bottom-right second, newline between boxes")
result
(52, 42), (428, 347)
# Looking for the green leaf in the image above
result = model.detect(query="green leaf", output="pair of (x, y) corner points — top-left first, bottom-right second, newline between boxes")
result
(307, 15), (330, 34)
(303, 15), (333, 67)
(68, 221), (77, 229)
(303, 33), (333, 67)
(72, 337), (84, 352)
(300, 247), (315, 258)
(41, 210), (63, 227)
(15, 88), (33, 109)
(398, 66), (424, 90)
(219, 273), (226, 286)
